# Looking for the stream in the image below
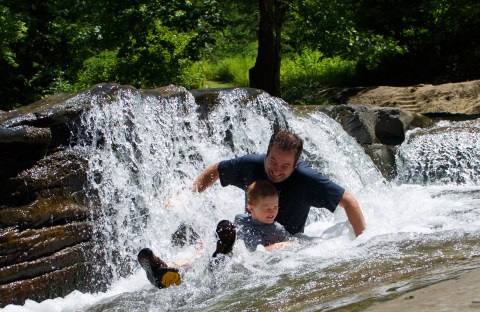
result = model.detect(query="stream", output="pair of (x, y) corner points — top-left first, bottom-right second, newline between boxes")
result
(4, 88), (480, 312)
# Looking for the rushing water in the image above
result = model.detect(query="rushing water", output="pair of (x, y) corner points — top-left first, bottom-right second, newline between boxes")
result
(3, 88), (480, 312)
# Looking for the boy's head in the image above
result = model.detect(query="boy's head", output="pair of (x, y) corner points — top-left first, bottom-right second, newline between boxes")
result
(246, 180), (279, 224)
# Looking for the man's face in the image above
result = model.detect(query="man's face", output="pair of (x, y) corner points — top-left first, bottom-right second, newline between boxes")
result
(265, 145), (296, 183)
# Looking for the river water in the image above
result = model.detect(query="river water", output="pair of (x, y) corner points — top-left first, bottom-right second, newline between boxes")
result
(3, 88), (480, 311)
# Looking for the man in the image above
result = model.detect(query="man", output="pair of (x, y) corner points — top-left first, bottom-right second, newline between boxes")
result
(138, 131), (365, 289)
(192, 130), (366, 237)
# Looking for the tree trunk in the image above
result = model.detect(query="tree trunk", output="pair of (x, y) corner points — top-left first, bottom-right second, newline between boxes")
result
(249, 0), (289, 97)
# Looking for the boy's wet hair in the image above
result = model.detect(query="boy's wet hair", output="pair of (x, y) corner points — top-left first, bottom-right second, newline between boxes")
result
(267, 130), (303, 163)
(247, 180), (278, 205)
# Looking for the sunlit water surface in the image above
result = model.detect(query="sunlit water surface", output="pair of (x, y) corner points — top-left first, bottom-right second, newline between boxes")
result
(3, 89), (480, 312)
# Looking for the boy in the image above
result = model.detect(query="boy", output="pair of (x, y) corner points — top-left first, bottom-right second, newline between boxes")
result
(234, 179), (291, 252)
(138, 180), (290, 289)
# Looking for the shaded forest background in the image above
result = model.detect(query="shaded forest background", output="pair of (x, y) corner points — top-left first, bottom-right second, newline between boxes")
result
(1, 0), (480, 110)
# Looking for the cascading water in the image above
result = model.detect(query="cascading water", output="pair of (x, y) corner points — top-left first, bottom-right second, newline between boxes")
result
(396, 119), (480, 185)
(5, 88), (480, 312)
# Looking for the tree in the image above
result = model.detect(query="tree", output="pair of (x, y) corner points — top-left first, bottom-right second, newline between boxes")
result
(0, 0), (226, 109)
(249, 0), (292, 97)
(0, 6), (26, 67)
(0, 5), (27, 109)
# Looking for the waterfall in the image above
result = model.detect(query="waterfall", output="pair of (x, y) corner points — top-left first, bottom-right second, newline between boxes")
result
(76, 87), (384, 283)
(396, 119), (480, 185)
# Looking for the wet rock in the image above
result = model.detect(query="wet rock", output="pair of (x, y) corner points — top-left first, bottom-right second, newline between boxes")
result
(362, 144), (397, 180)
(0, 85), (113, 307)
(0, 242), (94, 306)
(320, 104), (433, 180)
(322, 105), (415, 145)
(191, 87), (264, 119)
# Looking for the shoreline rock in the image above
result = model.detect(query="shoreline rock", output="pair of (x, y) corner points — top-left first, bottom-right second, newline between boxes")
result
(363, 268), (480, 312)
(314, 79), (480, 116)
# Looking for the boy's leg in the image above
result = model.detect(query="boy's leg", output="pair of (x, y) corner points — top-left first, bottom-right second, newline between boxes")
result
(209, 220), (236, 270)
(137, 248), (182, 288)
(212, 220), (236, 257)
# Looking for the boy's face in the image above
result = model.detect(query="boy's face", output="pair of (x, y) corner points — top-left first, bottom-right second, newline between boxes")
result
(248, 195), (279, 224)
(265, 145), (296, 183)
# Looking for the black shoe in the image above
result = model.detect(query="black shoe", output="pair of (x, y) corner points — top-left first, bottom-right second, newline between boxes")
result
(171, 223), (200, 247)
(212, 220), (236, 257)
(208, 220), (236, 271)
(137, 248), (181, 288)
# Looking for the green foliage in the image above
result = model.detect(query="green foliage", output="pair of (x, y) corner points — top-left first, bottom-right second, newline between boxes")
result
(0, 0), (226, 110)
(212, 1), (258, 56)
(0, 5), (27, 67)
(43, 72), (80, 96)
(280, 49), (356, 103)
(77, 50), (119, 88)
(2, 0), (480, 110)
(205, 53), (255, 87)
(203, 80), (234, 88)
(354, 0), (480, 83)
(349, 32), (406, 71)
(286, 0), (405, 70)
(175, 60), (206, 89)
(77, 24), (207, 90)
(114, 21), (189, 88)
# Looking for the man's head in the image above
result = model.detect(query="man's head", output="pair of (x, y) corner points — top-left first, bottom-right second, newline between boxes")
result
(246, 180), (279, 224)
(265, 131), (303, 183)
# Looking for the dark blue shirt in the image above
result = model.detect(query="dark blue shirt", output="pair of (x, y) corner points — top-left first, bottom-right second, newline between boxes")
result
(234, 214), (290, 251)
(218, 154), (345, 234)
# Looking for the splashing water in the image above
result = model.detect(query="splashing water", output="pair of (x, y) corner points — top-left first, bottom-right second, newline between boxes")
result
(396, 119), (480, 185)
(4, 89), (480, 312)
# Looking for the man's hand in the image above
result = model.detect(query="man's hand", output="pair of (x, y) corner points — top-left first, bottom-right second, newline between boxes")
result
(339, 190), (366, 237)
(191, 162), (220, 192)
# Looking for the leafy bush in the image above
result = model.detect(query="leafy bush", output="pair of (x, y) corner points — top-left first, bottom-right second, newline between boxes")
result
(280, 48), (356, 103)
(174, 60), (206, 89)
(77, 50), (119, 88)
(43, 73), (79, 95)
(0, 5), (27, 67)
(76, 22), (207, 90)
(204, 54), (255, 87)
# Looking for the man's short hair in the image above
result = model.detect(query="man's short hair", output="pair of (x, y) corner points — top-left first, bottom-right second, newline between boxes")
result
(247, 180), (278, 205)
(267, 130), (303, 163)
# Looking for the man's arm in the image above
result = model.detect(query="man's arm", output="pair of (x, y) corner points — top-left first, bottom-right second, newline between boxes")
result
(191, 162), (220, 192)
(338, 190), (366, 237)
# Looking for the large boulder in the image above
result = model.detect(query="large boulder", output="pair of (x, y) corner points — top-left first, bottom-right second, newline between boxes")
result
(320, 104), (433, 179)
(0, 89), (94, 306)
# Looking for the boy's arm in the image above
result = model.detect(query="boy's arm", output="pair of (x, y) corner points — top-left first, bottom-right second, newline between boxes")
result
(191, 162), (220, 192)
(265, 241), (293, 252)
(172, 241), (204, 267)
